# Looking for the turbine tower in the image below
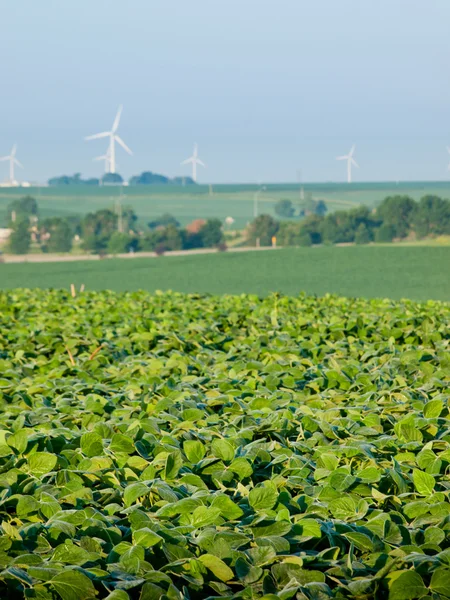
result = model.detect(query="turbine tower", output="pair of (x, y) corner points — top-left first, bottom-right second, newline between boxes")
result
(447, 147), (450, 171)
(85, 105), (132, 173)
(93, 145), (112, 173)
(181, 143), (205, 182)
(336, 144), (359, 183)
(0, 144), (23, 184)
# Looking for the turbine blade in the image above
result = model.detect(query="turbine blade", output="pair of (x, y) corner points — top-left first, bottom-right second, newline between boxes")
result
(447, 146), (450, 154)
(181, 158), (192, 165)
(112, 105), (123, 133)
(196, 159), (206, 168)
(85, 132), (110, 140)
(93, 156), (107, 161)
(349, 144), (356, 156)
(11, 144), (17, 157)
(114, 135), (132, 155)
(336, 155), (348, 160)
(0, 156), (9, 162)
(14, 159), (23, 168)
(351, 158), (359, 168)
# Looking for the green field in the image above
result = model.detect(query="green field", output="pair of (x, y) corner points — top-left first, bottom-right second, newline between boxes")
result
(1, 246), (449, 301)
(0, 289), (449, 598)
(2, 181), (450, 229)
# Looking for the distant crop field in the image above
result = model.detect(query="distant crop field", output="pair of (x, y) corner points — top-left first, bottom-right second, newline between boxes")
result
(1, 181), (450, 228)
(1, 245), (449, 301)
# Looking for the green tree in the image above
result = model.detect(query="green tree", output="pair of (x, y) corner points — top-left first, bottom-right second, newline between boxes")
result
(275, 199), (295, 218)
(315, 200), (328, 216)
(248, 214), (279, 246)
(8, 220), (30, 254)
(41, 218), (73, 253)
(199, 219), (224, 247)
(376, 195), (416, 238)
(7, 196), (38, 224)
(102, 173), (123, 184)
(375, 223), (395, 243)
(148, 213), (180, 230)
(142, 224), (182, 252)
(354, 223), (372, 244)
(82, 209), (117, 252)
(107, 232), (140, 254)
(299, 215), (323, 244)
(412, 195), (450, 238)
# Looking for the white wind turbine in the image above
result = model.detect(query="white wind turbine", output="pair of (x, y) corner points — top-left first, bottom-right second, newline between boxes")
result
(181, 143), (205, 182)
(85, 105), (132, 173)
(93, 145), (113, 173)
(446, 147), (450, 171)
(336, 144), (359, 183)
(0, 144), (23, 184)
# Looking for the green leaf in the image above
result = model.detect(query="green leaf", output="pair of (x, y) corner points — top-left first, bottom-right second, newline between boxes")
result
(388, 571), (427, 600)
(430, 568), (450, 597)
(413, 469), (435, 496)
(423, 399), (443, 418)
(6, 430), (28, 454)
(192, 506), (222, 528)
(132, 528), (163, 548)
(211, 439), (235, 462)
(28, 452), (58, 476)
(123, 482), (149, 507)
(183, 440), (205, 463)
(163, 451), (183, 480)
(49, 570), (96, 600)
(198, 553), (234, 582)
(211, 495), (244, 520)
(110, 433), (135, 455)
(249, 486), (278, 511)
(229, 458), (253, 478)
(80, 432), (103, 457)
(343, 532), (374, 552)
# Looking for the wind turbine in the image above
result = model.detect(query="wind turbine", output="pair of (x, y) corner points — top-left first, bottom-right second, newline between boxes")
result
(181, 143), (205, 182)
(446, 147), (450, 171)
(336, 144), (359, 183)
(85, 105), (132, 173)
(0, 144), (23, 184)
(93, 145), (112, 173)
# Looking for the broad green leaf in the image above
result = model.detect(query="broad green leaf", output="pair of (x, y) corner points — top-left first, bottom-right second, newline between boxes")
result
(424, 399), (443, 418)
(198, 553), (234, 582)
(413, 469), (435, 496)
(163, 451), (183, 480)
(7, 430), (28, 455)
(132, 528), (163, 548)
(183, 440), (205, 463)
(211, 439), (235, 462)
(123, 482), (149, 507)
(249, 486), (278, 511)
(28, 452), (58, 476)
(80, 432), (103, 457)
(110, 433), (135, 455)
(388, 571), (427, 600)
(49, 570), (96, 600)
(430, 568), (450, 597)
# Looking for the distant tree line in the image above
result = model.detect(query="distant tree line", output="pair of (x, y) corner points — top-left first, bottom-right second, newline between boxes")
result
(48, 171), (196, 186)
(4, 196), (224, 255)
(249, 194), (450, 246)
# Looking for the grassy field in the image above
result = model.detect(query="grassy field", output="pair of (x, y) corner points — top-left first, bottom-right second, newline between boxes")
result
(2, 181), (450, 228)
(1, 245), (449, 301)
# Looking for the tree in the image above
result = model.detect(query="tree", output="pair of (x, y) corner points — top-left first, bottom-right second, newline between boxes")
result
(48, 174), (99, 186)
(148, 213), (180, 230)
(412, 195), (450, 238)
(7, 196), (38, 224)
(41, 218), (73, 253)
(141, 224), (183, 252)
(82, 209), (117, 252)
(102, 173), (123, 185)
(107, 232), (140, 254)
(376, 195), (416, 239)
(129, 171), (170, 185)
(275, 199), (295, 218)
(248, 214), (279, 246)
(354, 223), (372, 244)
(199, 219), (224, 247)
(375, 224), (396, 243)
(315, 200), (328, 216)
(300, 215), (322, 245)
(8, 220), (30, 254)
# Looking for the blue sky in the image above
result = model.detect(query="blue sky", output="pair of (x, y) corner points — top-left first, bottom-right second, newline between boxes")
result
(1, 0), (450, 183)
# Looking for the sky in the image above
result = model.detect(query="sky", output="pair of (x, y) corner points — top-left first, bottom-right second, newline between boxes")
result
(1, 0), (450, 183)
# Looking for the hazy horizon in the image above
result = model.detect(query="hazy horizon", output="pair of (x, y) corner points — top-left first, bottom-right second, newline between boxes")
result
(2, 1), (450, 184)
